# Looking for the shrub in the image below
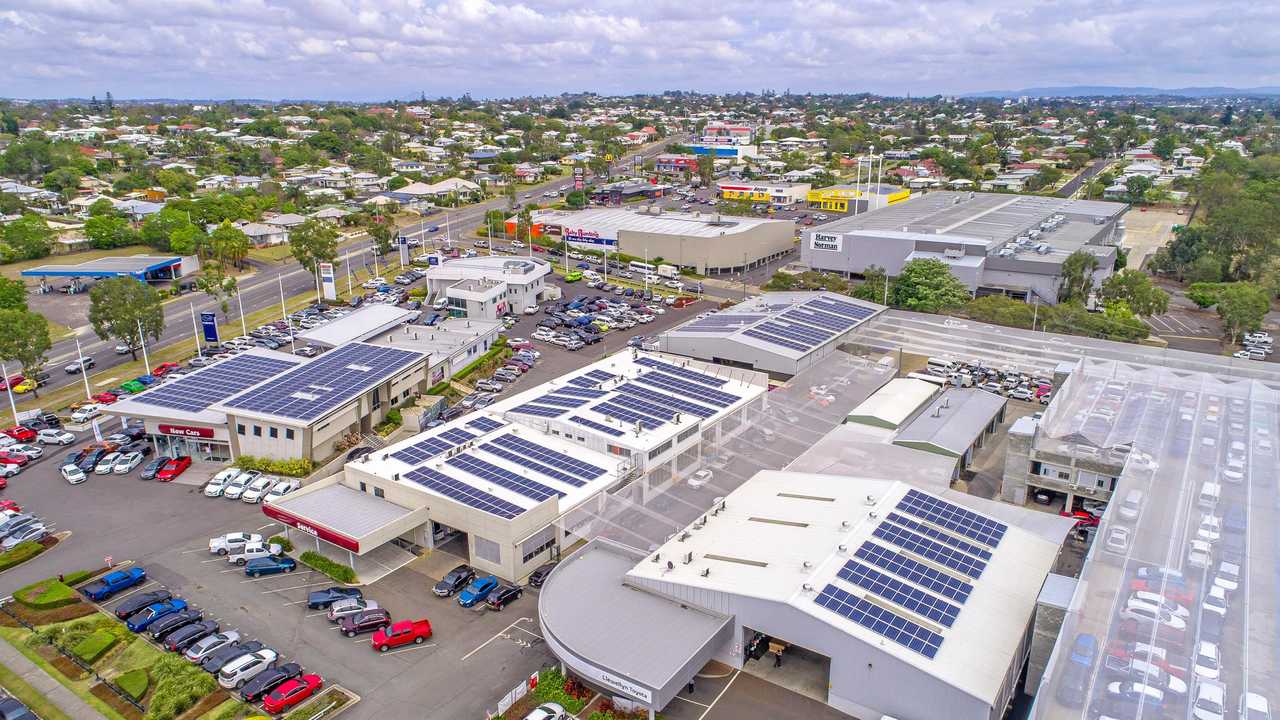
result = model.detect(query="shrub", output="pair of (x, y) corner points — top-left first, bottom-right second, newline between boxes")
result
(14, 579), (79, 610)
(408, 287), (428, 298)
(117, 668), (149, 700)
(61, 569), (98, 586)
(142, 654), (216, 720)
(533, 669), (588, 715)
(233, 455), (313, 477)
(453, 337), (511, 382)
(299, 551), (357, 583)
(73, 629), (119, 664)
(0, 541), (45, 571)
(268, 535), (293, 553)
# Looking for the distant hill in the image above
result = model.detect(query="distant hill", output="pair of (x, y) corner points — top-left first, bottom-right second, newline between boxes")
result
(963, 85), (1280, 99)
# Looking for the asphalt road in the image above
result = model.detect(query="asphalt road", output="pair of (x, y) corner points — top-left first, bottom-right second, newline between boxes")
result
(1057, 158), (1111, 198)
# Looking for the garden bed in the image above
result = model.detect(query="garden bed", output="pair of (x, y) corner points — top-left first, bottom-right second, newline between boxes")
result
(8, 600), (97, 626)
(91, 682), (144, 720)
(282, 686), (357, 720)
(173, 689), (230, 720)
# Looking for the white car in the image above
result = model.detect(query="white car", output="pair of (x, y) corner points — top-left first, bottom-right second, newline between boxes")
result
(1119, 597), (1187, 632)
(1188, 539), (1214, 569)
(36, 429), (75, 446)
(94, 452), (122, 475)
(262, 478), (300, 504)
(71, 405), (101, 423)
(1214, 561), (1240, 593)
(112, 451), (144, 474)
(226, 541), (282, 565)
(1203, 584), (1229, 618)
(1240, 693), (1271, 720)
(1104, 526), (1131, 554)
(688, 469), (713, 489)
(0, 465), (18, 479)
(523, 703), (567, 720)
(209, 532), (263, 555)
(239, 475), (275, 504)
(222, 470), (259, 500)
(1194, 678), (1226, 720)
(1194, 641), (1222, 680)
(204, 469), (242, 497)
(1197, 514), (1222, 542)
(1221, 460), (1246, 483)
(0, 435), (14, 450)
(7, 443), (42, 460)
(60, 464), (86, 484)
(217, 648), (278, 689)
(523, 305), (539, 315)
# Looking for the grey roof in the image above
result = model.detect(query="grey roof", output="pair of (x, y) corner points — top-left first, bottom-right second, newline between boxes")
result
(538, 538), (731, 691)
(272, 483), (413, 538)
(297, 305), (419, 347)
(894, 388), (1007, 456)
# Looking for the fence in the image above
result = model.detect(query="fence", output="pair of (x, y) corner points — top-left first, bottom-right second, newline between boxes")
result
(0, 600), (145, 713)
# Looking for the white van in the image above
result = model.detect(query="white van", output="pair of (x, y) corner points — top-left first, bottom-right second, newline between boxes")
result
(926, 358), (957, 376)
(1118, 489), (1144, 521)
(1198, 481), (1221, 510)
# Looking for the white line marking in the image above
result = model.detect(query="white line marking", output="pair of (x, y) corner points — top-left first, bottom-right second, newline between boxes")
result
(200, 558), (224, 564)
(376, 643), (436, 656)
(674, 696), (709, 708)
(512, 625), (543, 640)
(306, 611), (330, 618)
(460, 617), (534, 662)
(697, 670), (739, 720)
(179, 548), (207, 554)
(262, 582), (329, 594)
(282, 600), (309, 606)
(103, 582), (155, 603)
(255, 523), (279, 532)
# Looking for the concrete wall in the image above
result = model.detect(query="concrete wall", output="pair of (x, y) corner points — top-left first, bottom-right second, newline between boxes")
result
(801, 231), (915, 276)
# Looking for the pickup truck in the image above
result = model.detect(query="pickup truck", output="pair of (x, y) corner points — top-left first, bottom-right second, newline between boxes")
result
(81, 567), (147, 601)
(371, 619), (433, 652)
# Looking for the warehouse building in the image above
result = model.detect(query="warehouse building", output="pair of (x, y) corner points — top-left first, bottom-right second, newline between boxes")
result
(539, 469), (1068, 720)
(800, 191), (1127, 304)
(658, 291), (885, 377)
(806, 183), (909, 213)
(518, 207), (795, 275)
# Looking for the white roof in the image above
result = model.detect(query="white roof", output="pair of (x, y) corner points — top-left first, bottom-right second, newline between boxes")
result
(424, 255), (550, 283)
(528, 207), (789, 239)
(845, 378), (940, 429)
(626, 470), (1063, 704)
(297, 305), (419, 347)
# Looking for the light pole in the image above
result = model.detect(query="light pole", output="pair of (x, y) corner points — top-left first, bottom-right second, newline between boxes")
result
(135, 319), (151, 375)
(1, 361), (18, 425)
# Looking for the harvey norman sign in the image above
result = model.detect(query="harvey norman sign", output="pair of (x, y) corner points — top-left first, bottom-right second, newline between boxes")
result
(810, 232), (842, 252)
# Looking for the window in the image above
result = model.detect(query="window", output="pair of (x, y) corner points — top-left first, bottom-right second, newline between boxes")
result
(677, 426), (699, 443)
(371, 389), (381, 411)
(253, 425), (262, 437)
(607, 444), (628, 456)
(286, 428), (294, 440)
(474, 535), (501, 564)
(374, 487), (385, 498)
(269, 427), (278, 439)
(647, 440), (673, 460)
(359, 482), (367, 492)
(521, 526), (556, 563)
(237, 424), (245, 435)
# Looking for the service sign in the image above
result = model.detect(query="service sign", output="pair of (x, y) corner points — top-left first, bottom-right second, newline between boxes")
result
(158, 424), (215, 438)
(810, 232), (842, 252)
(262, 504), (361, 552)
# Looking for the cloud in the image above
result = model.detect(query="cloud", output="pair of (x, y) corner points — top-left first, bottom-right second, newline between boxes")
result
(0, 0), (1276, 100)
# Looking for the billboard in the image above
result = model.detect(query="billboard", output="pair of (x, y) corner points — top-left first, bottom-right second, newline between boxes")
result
(199, 311), (219, 344)
(319, 262), (337, 301)
(810, 232), (843, 252)
(573, 167), (584, 191)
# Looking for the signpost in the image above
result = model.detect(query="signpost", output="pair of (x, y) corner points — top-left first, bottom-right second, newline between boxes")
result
(319, 262), (337, 301)
(199, 312), (220, 345)
(573, 167), (584, 191)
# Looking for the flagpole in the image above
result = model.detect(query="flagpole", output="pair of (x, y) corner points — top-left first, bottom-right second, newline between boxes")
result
(73, 337), (92, 400)
(236, 291), (248, 338)
(135, 319), (151, 374)
(188, 304), (203, 358)
(345, 252), (353, 296)
(1, 362), (18, 425)
(279, 275), (297, 355)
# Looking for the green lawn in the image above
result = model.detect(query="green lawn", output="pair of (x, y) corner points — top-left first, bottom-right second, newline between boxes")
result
(0, 658), (75, 720)
(1, 245), (154, 281)
(246, 245), (295, 263)
(0, 628), (128, 720)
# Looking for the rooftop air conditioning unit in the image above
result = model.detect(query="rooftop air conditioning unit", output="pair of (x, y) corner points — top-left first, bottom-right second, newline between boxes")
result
(943, 248), (964, 260)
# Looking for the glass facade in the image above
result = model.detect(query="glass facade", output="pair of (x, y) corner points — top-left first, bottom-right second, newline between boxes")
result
(152, 434), (232, 462)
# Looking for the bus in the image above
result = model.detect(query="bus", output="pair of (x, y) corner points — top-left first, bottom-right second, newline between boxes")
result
(629, 260), (656, 275)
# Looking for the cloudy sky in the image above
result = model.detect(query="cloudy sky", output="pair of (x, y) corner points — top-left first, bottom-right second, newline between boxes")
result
(2, 0), (1278, 100)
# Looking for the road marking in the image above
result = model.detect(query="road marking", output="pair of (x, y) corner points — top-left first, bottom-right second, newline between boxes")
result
(241, 571), (310, 584)
(460, 617), (535, 662)
(179, 548), (207, 554)
(255, 523), (279, 532)
(282, 599), (310, 606)
(201, 558), (226, 564)
(306, 611), (330, 618)
(262, 581), (330, 595)
(696, 670), (739, 720)
(104, 581), (156, 603)
(674, 696), (710, 708)
(511, 624), (543, 640)
(375, 643), (436, 656)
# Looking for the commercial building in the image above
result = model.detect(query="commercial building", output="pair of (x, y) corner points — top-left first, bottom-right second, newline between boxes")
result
(716, 181), (811, 206)
(687, 143), (759, 160)
(800, 191), (1127, 304)
(519, 207), (794, 275)
(658, 291), (885, 377)
(587, 180), (672, 204)
(540, 469), (1068, 720)
(806, 184), (909, 213)
(296, 305), (420, 348)
(419, 255), (553, 316)
(654, 154), (699, 174)
(263, 350), (769, 581)
(701, 121), (755, 145)
(21, 255), (188, 284)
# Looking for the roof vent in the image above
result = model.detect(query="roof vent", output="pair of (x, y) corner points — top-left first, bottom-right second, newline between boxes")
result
(700, 568), (710, 577)
(678, 531), (691, 542)
(682, 551), (693, 565)
(864, 494), (876, 506)
(392, 473), (400, 482)
(841, 520), (851, 529)
(837, 544), (848, 554)
(381, 453), (389, 461)
(802, 583), (814, 592)
(802, 561), (813, 570)
(651, 553), (660, 563)
(666, 561), (674, 571)
(868, 510), (879, 519)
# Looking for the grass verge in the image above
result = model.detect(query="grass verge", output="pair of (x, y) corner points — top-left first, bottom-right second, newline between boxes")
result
(0, 627), (129, 720)
(0, 657), (76, 720)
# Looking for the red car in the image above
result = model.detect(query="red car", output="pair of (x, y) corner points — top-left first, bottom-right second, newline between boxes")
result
(155, 456), (192, 481)
(0, 500), (21, 513)
(0, 452), (30, 467)
(263, 674), (323, 714)
(0, 375), (22, 392)
(152, 362), (180, 377)
(1, 426), (36, 443)
(370, 619), (432, 652)
(91, 392), (119, 405)
(1060, 510), (1099, 528)
(1128, 578), (1195, 606)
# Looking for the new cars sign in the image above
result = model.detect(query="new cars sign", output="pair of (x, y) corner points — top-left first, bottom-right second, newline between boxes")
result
(810, 232), (842, 252)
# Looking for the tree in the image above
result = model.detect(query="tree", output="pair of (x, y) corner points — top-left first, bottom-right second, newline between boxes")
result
(0, 310), (51, 398)
(1125, 175), (1152, 203)
(42, 167), (82, 197)
(1098, 270), (1170, 316)
(0, 278), (26, 312)
(196, 263), (238, 315)
(288, 218), (338, 274)
(1216, 283), (1268, 342)
(87, 277), (163, 361)
(0, 214), (53, 262)
(140, 207), (200, 252)
(386, 175), (408, 191)
(565, 190), (587, 209)
(1185, 254), (1225, 284)
(367, 221), (395, 257)
(696, 152), (715, 186)
(208, 221), (251, 270)
(1152, 136), (1177, 161)
(83, 215), (138, 249)
(87, 198), (116, 216)
(1059, 250), (1100, 303)
(851, 265), (890, 304)
(889, 259), (971, 312)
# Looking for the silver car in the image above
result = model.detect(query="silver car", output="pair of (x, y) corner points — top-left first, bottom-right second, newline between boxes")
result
(184, 631), (240, 662)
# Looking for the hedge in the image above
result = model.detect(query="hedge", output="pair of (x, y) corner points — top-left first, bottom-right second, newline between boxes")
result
(233, 456), (313, 477)
(268, 535), (293, 553)
(72, 629), (119, 664)
(452, 337), (511, 382)
(117, 668), (149, 701)
(61, 569), (97, 586)
(299, 551), (357, 584)
(0, 542), (47, 572)
(14, 579), (79, 610)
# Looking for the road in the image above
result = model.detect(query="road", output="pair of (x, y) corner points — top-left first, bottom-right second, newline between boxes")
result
(1057, 159), (1111, 198)
(28, 137), (682, 403)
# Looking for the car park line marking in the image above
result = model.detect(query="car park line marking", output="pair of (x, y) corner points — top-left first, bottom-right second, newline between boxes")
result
(307, 611), (331, 618)
(674, 695), (710, 708)
(696, 670), (738, 720)
(104, 581), (156, 603)
(460, 617), (535, 662)
(379, 643), (437, 656)
(255, 523), (279, 532)
(262, 581), (330, 594)
(511, 624), (543, 640)
(282, 599), (310, 606)
(179, 548), (207, 554)
(201, 558), (226, 564)
(240, 572), (312, 584)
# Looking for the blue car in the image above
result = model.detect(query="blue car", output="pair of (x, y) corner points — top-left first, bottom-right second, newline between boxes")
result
(427, 225), (439, 232)
(244, 556), (297, 578)
(457, 576), (499, 608)
(134, 375), (157, 386)
(127, 598), (188, 632)
(576, 262), (590, 269)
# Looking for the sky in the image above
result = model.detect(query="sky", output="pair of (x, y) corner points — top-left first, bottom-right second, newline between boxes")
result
(2, 0), (1279, 101)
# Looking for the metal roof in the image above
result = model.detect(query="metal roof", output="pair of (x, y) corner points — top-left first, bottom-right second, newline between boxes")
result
(529, 207), (788, 238)
(297, 305), (420, 347)
(894, 388), (1007, 457)
(846, 378), (941, 429)
(270, 483), (415, 538)
(20, 255), (181, 278)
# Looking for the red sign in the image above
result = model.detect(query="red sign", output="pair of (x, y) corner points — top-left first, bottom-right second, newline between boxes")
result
(262, 504), (361, 553)
(158, 424), (214, 438)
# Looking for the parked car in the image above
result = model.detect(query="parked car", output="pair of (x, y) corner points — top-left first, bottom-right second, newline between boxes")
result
(64, 357), (95, 374)
(204, 468), (241, 497)
(0, 698), (38, 720)
(217, 648), (278, 689)
(226, 541), (282, 566)
(201, 640), (265, 674)
(263, 478), (301, 503)
(484, 584), (523, 611)
(221, 470), (259, 500)
(81, 567), (147, 601)
(126, 598), (189, 632)
(184, 631), (240, 663)
(209, 532), (263, 555)
(36, 429), (74, 446)
(112, 451), (145, 474)
(1, 524), (47, 550)
(155, 456), (192, 481)
(140, 458), (166, 480)
(327, 597), (379, 622)
(244, 556), (297, 578)
(306, 587), (362, 610)
(433, 564), (476, 597)
(458, 576), (499, 608)
(371, 619), (432, 652)
(263, 674), (323, 714)
(338, 608), (392, 638)
(523, 703), (568, 720)
(1, 426), (35, 443)
(240, 662), (302, 703)
(115, 590), (172, 619)
(149, 608), (204, 641)
(164, 620), (220, 653)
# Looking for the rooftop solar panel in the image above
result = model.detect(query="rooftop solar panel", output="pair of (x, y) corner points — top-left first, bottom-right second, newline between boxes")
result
(531, 393), (590, 409)
(467, 417), (506, 433)
(439, 428), (477, 445)
(446, 454), (563, 501)
(490, 434), (605, 480)
(568, 415), (625, 437)
(566, 376), (603, 388)
(222, 343), (423, 421)
(837, 561), (960, 628)
(635, 372), (739, 407)
(808, 297), (876, 320)
(584, 369), (615, 383)
(872, 522), (987, 580)
(886, 513), (993, 561)
(613, 383), (717, 418)
(742, 328), (810, 353)
(404, 467), (525, 519)
(633, 357), (728, 387)
(509, 403), (567, 418)
(855, 542), (973, 603)
(759, 320), (833, 345)
(677, 324), (737, 334)
(593, 401), (663, 430)
(551, 386), (609, 399)
(814, 584), (943, 659)
(479, 442), (587, 488)
(609, 393), (676, 422)
(897, 489), (1007, 548)
(133, 354), (299, 413)
(389, 436), (456, 465)
(781, 307), (858, 333)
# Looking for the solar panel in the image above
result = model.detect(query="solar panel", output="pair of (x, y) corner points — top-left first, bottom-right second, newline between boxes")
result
(609, 393), (676, 422)
(677, 324), (737, 334)
(467, 417), (506, 433)
(569, 415), (624, 437)
(551, 386), (609, 399)
(633, 357), (728, 387)
(758, 320), (833, 345)
(897, 489), (1007, 548)
(509, 403), (567, 418)
(404, 467), (525, 519)
(814, 584), (943, 659)
(808, 297), (876, 320)
(681, 314), (765, 332)
(593, 401), (663, 430)
(635, 372), (739, 407)
(223, 343), (423, 420)
(439, 428), (476, 445)
(613, 383), (717, 418)
(886, 513), (993, 561)
(742, 327), (810, 353)
(133, 354), (300, 413)
(390, 436), (456, 465)
(479, 443), (587, 488)
(584, 369), (615, 383)
(531, 393), (590, 409)
(446, 454), (563, 501)
(855, 542), (973, 603)
(490, 434), (605, 480)
(566, 376), (602, 388)
(837, 561), (960, 628)
(781, 307), (858, 333)
(872, 522), (988, 579)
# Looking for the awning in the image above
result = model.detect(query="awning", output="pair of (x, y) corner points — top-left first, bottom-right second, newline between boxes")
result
(263, 483), (426, 554)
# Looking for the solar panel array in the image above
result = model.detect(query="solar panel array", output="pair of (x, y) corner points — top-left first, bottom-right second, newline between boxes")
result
(510, 403), (566, 418)
(133, 354), (299, 413)
(743, 327), (810, 353)
(445, 454), (563, 501)
(807, 296), (876, 321)
(569, 415), (624, 437)
(610, 393), (676, 421)
(837, 561), (960, 628)
(614, 383), (717, 418)
(897, 489), (1007, 548)
(681, 315), (764, 333)
(466, 417), (505, 433)
(781, 307), (858, 333)
(593, 401), (662, 430)
(887, 513), (993, 562)
(872, 522), (988, 579)
(552, 386), (609, 399)
(855, 542), (973, 603)
(633, 357), (728, 387)
(814, 584), (943, 659)
(636, 372), (739, 407)
(490, 434), (604, 480)
(223, 343), (423, 420)
(439, 428), (476, 444)
(531, 393), (591, 409)
(389, 436), (456, 465)
(404, 467), (525, 519)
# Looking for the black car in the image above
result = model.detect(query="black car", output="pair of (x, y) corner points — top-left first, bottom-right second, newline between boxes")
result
(63, 450), (86, 467)
(306, 587), (362, 610)
(149, 608), (203, 640)
(337, 608), (391, 637)
(121, 441), (153, 457)
(164, 620), (219, 652)
(527, 562), (557, 588)
(201, 640), (265, 673)
(0, 698), (37, 720)
(77, 449), (106, 473)
(240, 661), (303, 703)
(484, 584), (523, 611)
(433, 564), (476, 597)
(114, 590), (173, 619)
(140, 458), (166, 480)
(121, 426), (146, 442)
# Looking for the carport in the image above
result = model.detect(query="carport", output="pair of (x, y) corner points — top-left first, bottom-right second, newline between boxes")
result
(539, 538), (733, 719)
